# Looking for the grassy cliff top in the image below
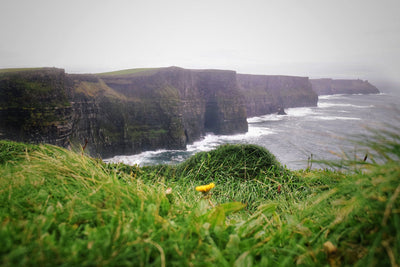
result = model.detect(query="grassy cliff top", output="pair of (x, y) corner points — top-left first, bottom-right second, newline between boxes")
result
(0, 67), (62, 74)
(0, 67), (45, 73)
(1, 123), (399, 266)
(97, 68), (159, 76)
(0, 67), (156, 76)
(73, 79), (128, 100)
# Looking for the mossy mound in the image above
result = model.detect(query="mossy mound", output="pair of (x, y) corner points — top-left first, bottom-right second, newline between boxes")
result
(130, 144), (297, 210)
(176, 144), (283, 182)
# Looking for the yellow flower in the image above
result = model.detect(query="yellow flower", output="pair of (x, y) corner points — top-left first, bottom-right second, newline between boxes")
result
(195, 182), (215, 193)
(165, 187), (172, 195)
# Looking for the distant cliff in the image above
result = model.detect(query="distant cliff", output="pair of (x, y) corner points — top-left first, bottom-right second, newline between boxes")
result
(310, 79), (379, 95)
(237, 74), (318, 117)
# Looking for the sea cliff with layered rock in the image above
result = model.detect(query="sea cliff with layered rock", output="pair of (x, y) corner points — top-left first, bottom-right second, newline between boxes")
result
(0, 67), (378, 157)
(237, 74), (318, 117)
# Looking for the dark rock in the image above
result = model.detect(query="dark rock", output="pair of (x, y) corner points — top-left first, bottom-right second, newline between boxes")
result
(277, 107), (287, 115)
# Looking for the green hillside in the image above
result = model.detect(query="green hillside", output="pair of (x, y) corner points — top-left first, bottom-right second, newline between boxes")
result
(0, 125), (399, 266)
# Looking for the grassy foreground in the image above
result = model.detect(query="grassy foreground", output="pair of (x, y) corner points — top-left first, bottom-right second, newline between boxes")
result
(0, 127), (399, 266)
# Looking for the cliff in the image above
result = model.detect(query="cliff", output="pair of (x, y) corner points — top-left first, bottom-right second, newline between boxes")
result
(99, 67), (248, 148)
(1, 67), (329, 158)
(237, 74), (318, 117)
(0, 67), (248, 157)
(310, 78), (379, 95)
(0, 68), (73, 147)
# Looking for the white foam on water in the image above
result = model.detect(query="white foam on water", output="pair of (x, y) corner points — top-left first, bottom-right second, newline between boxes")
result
(318, 93), (374, 100)
(318, 102), (374, 109)
(318, 94), (348, 100)
(286, 107), (314, 117)
(313, 116), (361, 121)
(247, 125), (275, 137)
(187, 126), (276, 153)
(247, 113), (284, 123)
(186, 134), (220, 152)
(104, 149), (171, 166)
(104, 122), (278, 166)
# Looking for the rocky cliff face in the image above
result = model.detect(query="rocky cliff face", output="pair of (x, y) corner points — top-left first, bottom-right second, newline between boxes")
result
(100, 67), (249, 145)
(0, 68), (73, 147)
(1, 67), (328, 158)
(237, 74), (318, 117)
(310, 79), (379, 95)
(191, 69), (248, 135)
(0, 67), (248, 157)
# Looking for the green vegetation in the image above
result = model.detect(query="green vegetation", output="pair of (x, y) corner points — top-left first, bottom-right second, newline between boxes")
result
(74, 80), (127, 100)
(98, 68), (158, 76)
(0, 141), (39, 165)
(0, 67), (47, 74)
(0, 78), (68, 109)
(0, 125), (399, 266)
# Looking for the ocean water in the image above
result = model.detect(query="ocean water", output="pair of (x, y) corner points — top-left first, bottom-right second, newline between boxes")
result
(105, 92), (400, 170)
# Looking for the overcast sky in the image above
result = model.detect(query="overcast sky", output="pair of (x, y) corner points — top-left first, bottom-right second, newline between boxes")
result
(1, 0), (399, 85)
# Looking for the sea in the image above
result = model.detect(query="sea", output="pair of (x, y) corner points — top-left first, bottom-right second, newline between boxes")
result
(105, 90), (400, 170)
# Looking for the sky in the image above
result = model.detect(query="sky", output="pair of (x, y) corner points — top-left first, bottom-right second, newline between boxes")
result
(1, 0), (399, 87)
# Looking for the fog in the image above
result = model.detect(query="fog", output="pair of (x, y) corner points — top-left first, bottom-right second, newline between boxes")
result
(1, 0), (399, 88)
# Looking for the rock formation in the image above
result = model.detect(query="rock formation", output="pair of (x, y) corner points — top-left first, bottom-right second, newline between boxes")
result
(310, 78), (379, 95)
(277, 107), (287, 115)
(237, 74), (318, 117)
(99, 67), (248, 142)
(0, 67), (248, 157)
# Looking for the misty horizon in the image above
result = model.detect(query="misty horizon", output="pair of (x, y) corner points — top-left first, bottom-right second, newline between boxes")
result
(1, 0), (400, 88)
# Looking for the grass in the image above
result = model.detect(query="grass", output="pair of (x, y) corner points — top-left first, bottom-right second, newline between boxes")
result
(0, 67), (47, 74)
(97, 68), (159, 76)
(74, 80), (128, 100)
(0, 124), (399, 266)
